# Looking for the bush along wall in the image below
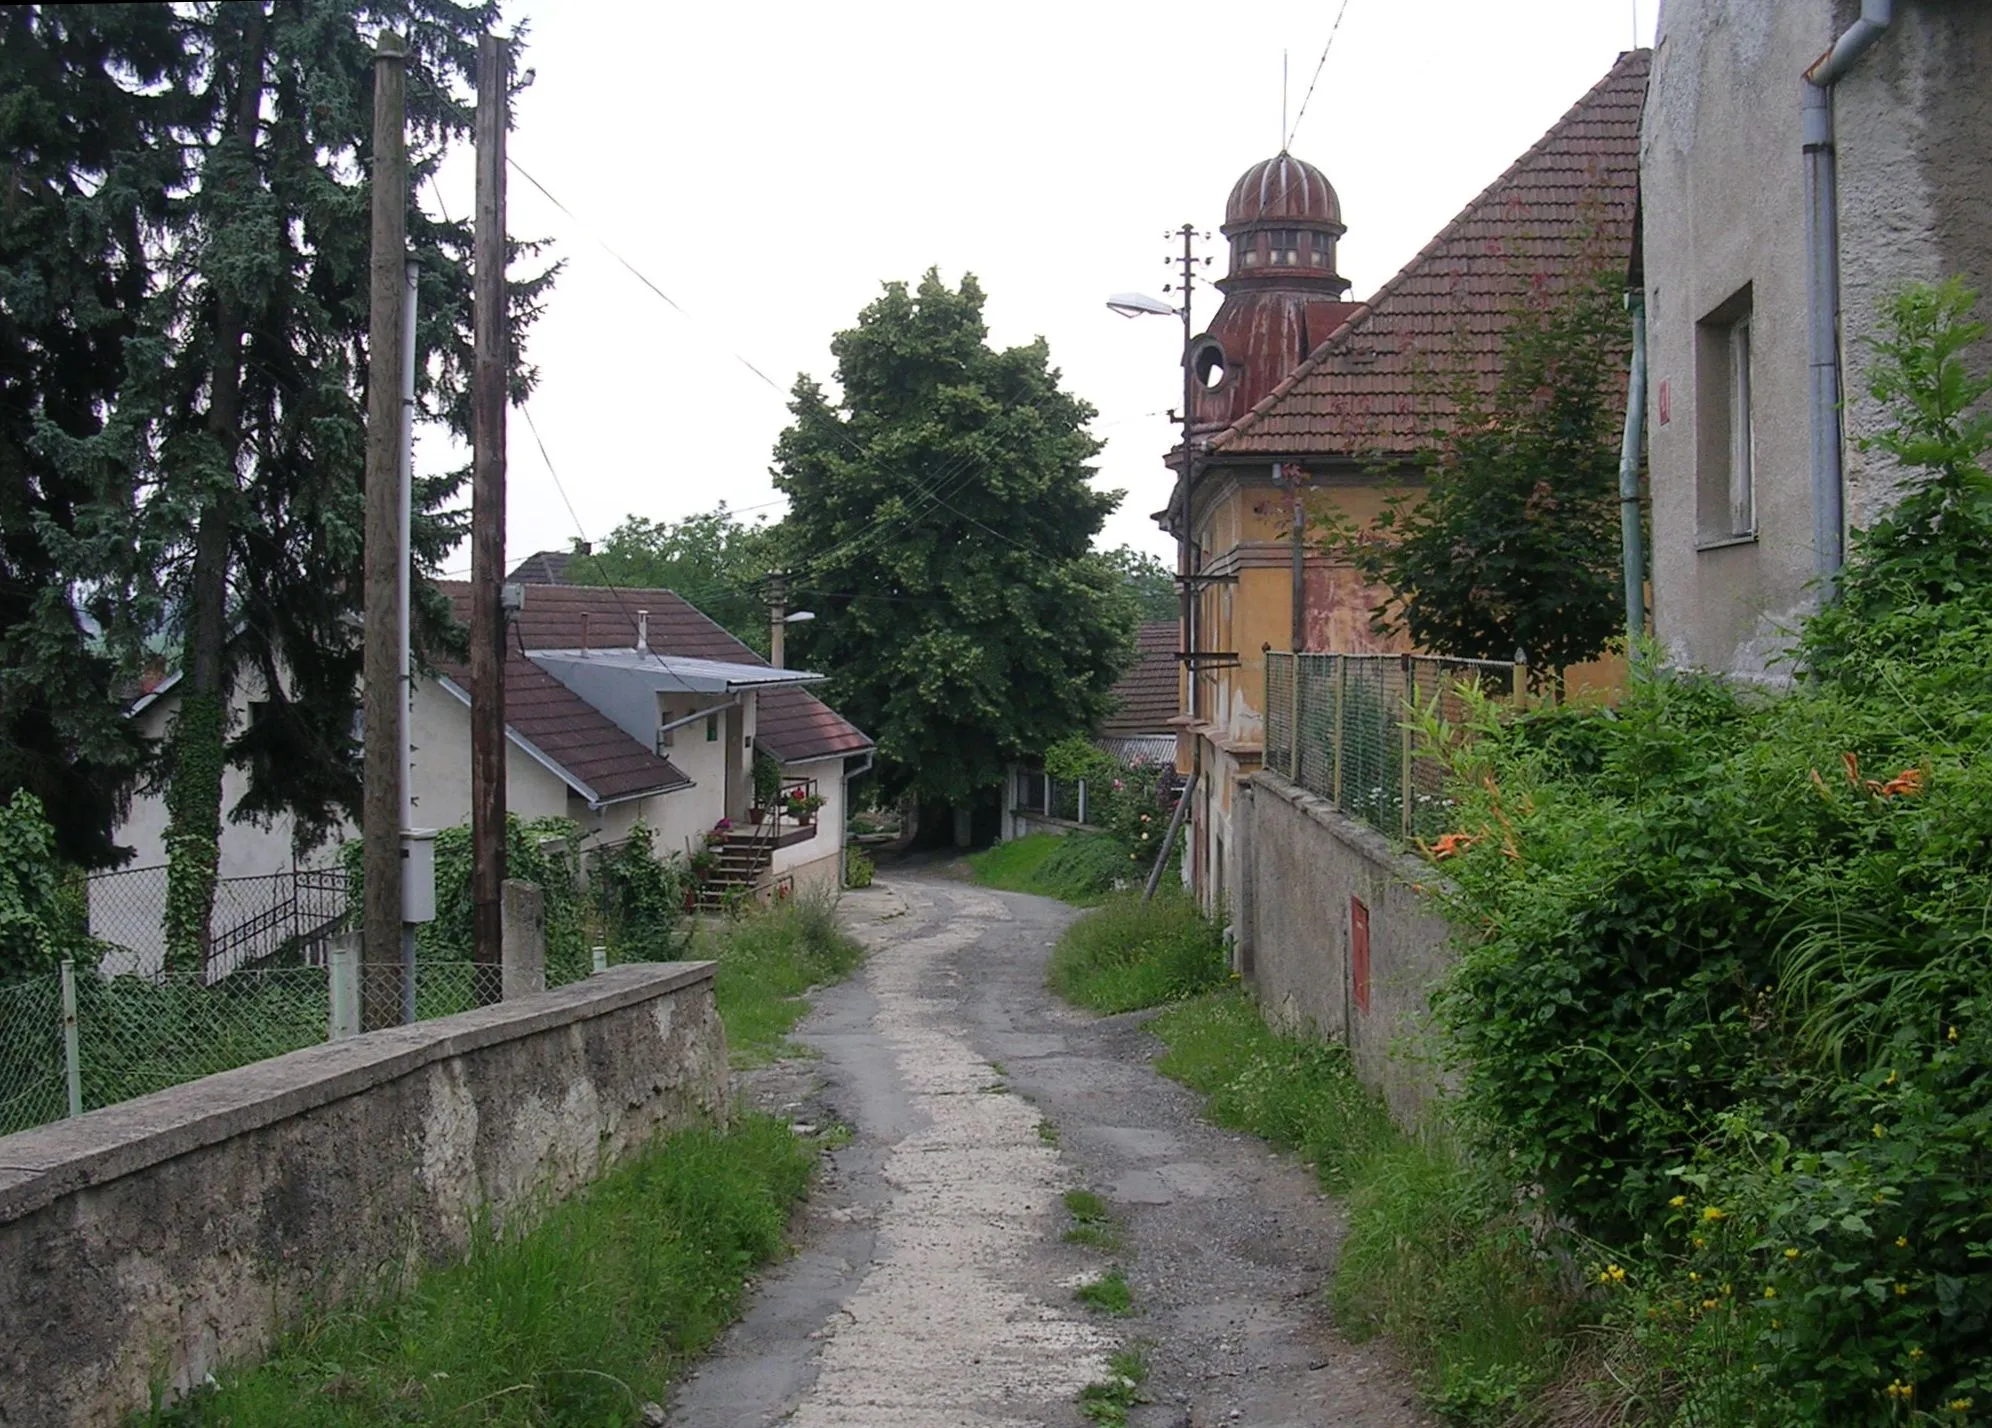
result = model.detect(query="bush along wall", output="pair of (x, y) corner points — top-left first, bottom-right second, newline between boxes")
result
(1418, 281), (1992, 1423)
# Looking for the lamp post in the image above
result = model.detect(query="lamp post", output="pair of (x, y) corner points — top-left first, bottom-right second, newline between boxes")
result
(1108, 224), (1210, 901)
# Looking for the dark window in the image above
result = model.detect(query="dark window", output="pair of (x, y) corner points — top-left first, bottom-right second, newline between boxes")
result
(1695, 284), (1756, 545)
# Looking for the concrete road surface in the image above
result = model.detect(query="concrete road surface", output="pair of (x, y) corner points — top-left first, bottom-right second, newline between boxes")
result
(668, 870), (1430, 1428)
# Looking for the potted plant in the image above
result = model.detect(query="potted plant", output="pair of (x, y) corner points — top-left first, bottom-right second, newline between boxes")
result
(789, 791), (826, 826)
(750, 750), (783, 823)
(689, 846), (717, 882)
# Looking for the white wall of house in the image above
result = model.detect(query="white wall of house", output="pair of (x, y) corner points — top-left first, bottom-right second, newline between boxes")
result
(770, 755), (847, 894)
(410, 677), (569, 830)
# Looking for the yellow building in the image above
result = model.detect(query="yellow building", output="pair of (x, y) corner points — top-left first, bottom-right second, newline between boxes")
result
(1158, 52), (1649, 916)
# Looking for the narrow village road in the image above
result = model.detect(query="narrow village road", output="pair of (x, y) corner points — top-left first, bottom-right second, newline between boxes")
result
(668, 870), (1430, 1428)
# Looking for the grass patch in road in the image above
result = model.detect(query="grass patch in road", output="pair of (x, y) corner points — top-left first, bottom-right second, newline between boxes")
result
(1037, 1116), (1060, 1144)
(1061, 1188), (1122, 1252)
(1048, 894), (1231, 1015)
(706, 891), (865, 1066)
(1077, 1346), (1151, 1426)
(1150, 989), (1578, 1424)
(967, 832), (1133, 905)
(1074, 1267), (1136, 1317)
(143, 1113), (817, 1427)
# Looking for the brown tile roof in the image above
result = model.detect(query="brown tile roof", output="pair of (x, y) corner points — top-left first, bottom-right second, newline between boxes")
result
(433, 583), (689, 804)
(507, 549), (574, 585)
(440, 581), (873, 767)
(1208, 49), (1648, 460)
(1098, 621), (1180, 739)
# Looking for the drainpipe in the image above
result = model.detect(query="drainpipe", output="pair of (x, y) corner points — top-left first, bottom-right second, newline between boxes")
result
(1617, 292), (1648, 643)
(1804, 0), (1894, 584)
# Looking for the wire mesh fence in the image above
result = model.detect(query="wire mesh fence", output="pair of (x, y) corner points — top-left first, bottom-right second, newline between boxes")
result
(86, 864), (352, 980)
(1263, 651), (1521, 841)
(0, 973), (67, 1137)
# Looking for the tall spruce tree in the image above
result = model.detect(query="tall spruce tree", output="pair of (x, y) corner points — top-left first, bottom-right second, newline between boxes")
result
(4, 4), (549, 971)
(0, 6), (188, 867)
(773, 270), (1136, 818)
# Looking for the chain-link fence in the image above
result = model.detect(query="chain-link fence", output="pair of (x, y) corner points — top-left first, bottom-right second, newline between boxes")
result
(86, 864), (351, 980)
(1263, 651), (1521, 841)
(0, 973), (67, 1136)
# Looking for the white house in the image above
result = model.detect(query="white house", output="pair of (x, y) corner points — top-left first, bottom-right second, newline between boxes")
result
(95, 579), (872, 972)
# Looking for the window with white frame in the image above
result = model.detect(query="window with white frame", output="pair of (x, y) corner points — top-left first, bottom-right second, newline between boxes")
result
(1696, 285), (1756, 544)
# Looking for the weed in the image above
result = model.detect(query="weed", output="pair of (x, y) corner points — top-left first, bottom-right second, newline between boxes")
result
(1048, 894), (1229, 1015)
(1077, 1346), (1150, 1426)
(1062, 1188), (1121, 1252)
(1074, 1268), (1135, 1317)
(1037, 1118), (1060, 1145)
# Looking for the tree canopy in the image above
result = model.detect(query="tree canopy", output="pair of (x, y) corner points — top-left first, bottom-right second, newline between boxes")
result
(1347, 254), (1629, 677)
(564, 505), (779, 654)
(1101, 545), (1178, 623)
(773, 269), (1136, 806)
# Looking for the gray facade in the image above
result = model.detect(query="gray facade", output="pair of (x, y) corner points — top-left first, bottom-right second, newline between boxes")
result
(1643, 0), (1992, 678)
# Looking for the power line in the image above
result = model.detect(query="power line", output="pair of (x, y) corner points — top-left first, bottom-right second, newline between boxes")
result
(1284, 0), (1354, 152)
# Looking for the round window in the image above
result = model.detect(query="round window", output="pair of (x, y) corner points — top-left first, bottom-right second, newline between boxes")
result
(1191, 339), (1228, 392)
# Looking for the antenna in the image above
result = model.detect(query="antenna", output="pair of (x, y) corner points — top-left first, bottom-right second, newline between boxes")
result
(1282, 49), (1289, 152)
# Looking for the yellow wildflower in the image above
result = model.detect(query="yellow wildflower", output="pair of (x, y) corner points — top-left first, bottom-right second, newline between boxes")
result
(1949, 1025), (1959, 1042)
(1895, 1283), (1910, 1296)
(1669, 1194), (1687, 1208)
(1884, 1069), (1899, 1085)
(1702, 1205), (1727, 1222)
(1950, 1399), (1974, 1414)
(1873, 1123), (1887, 1138)
(1909, 1348), (1924, 1361)
(1763, 1286), (1777, 1299)
(1896, 1236), (1909, 1249)
(1701, 1298), (1719, 1310)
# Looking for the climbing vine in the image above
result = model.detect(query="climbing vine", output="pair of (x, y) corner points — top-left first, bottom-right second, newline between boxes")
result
(162, 690), (224, 979)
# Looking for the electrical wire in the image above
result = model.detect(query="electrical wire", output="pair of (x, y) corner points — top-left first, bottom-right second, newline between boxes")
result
(1284, 0), (1354, 152)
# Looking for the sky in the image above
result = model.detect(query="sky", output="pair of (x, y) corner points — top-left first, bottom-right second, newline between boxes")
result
(424, 0), (1659, 579)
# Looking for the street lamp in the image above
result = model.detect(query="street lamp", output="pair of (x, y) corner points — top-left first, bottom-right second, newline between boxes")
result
(1105, 292), (1180, 319)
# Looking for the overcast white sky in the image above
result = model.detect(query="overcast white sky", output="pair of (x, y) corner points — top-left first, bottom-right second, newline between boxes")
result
(424, 0), (1658, 577)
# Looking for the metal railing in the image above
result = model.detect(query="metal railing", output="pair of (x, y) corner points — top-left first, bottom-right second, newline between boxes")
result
(85, 864), (352, 981)
(1263, 651), (1521, 841)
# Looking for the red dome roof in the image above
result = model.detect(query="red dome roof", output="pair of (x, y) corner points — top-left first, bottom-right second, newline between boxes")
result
(1225, 152), (1341, 228)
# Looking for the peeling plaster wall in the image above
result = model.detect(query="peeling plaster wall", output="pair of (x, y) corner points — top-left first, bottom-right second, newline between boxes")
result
(0, 963), (726, 1427)
(1240, 772), (1453, 1125)
(1643, 0), (1992, 679)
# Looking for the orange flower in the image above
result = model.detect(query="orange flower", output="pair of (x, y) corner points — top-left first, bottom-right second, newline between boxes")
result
(1877, 768), (1925, 798)
(1842, 751), (1862, 788)
(1429, 832), (1478, 861)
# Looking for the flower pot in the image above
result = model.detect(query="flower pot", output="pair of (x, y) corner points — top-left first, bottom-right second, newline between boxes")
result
(749, 805), (767, 824)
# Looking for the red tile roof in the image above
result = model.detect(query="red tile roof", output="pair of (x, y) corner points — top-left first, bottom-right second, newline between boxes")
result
(440, 582), (873, 768)
(1208, 50), (1648, 459)
(1099, 621), (1180, 739)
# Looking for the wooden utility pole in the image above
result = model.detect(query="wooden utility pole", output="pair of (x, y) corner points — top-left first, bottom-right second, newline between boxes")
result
(469, 32), (509, 998)
(361, 31), (409, 1029)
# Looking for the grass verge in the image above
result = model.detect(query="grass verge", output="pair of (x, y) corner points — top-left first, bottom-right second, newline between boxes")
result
(1149, 991), (1579, 1426)
(1046, 893), (1231, 1014)
(1077, 1346), (1150, 1426)
(967, 832), (1137, 905)
(142, 1113), (817, 1426)
(703, 890), (865, 1066)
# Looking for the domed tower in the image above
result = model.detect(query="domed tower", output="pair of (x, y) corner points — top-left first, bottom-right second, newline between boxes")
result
(1188, 151), (1358, 432)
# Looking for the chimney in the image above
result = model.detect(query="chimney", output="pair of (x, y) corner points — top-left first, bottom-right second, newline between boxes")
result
(635, 609), (648, 653)
(580, 610), (590, 654)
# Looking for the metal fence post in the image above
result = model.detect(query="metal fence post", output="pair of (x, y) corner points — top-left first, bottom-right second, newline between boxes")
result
(60, 958), (82, 1118)
(1077, 777), (1089, 826)
(592, 943), (608, 975)
(1400, 655), (1415, 841)
(1289, 654), (1303, 781)
(1332, 656), (1347, 808)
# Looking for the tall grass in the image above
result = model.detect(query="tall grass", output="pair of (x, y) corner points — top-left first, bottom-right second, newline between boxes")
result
(144, 1114), (817, 1426)
(1148, 991), (1579, 1425)
(704, 890), (865, 1065)
(1047, 893), (1230, 1014)
(968, 832), (1138, 905)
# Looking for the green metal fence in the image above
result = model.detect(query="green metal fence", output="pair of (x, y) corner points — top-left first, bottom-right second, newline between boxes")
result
(1263, 651), (1522, 841)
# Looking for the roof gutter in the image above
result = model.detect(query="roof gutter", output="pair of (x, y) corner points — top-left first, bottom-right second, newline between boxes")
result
(1803, 0), (1894, 583)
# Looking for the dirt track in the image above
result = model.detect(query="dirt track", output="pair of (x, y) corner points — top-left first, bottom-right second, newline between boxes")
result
(667, 871), (1429, 1428)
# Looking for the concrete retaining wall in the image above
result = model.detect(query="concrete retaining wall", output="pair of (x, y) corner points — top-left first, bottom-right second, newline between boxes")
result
(0, 962), (726, 1427)
(1240, 772), (1453, 1124)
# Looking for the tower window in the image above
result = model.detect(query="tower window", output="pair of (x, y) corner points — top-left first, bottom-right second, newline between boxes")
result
(1265, 229), (1302, 267)
(1190, 338), (1228, 391)
(1310, 231), (1333, 268)
(1237, 235), (1261, 269)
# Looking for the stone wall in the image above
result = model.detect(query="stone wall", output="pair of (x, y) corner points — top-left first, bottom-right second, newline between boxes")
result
(1239, 772), (1453, 1124)
(0, 962), (726, 1427)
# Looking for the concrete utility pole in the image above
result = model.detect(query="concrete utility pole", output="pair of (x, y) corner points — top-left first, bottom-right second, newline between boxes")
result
(360, 31), (408, 1029)
(469, 32), (509, 1000)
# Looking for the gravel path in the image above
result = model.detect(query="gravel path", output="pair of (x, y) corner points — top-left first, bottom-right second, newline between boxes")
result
(667, 871), (1431, 1428)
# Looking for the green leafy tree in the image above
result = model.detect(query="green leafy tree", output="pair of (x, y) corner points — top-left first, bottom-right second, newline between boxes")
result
(565, 504), (780, 654)
(773, 270), (1136, 809)
(1352, 255), (1629, 679)
(1101, 544), (1178, 623)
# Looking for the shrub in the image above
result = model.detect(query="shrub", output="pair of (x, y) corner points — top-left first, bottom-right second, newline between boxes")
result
(843, 846), (875, 889)
(0, 791), (84, 983)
